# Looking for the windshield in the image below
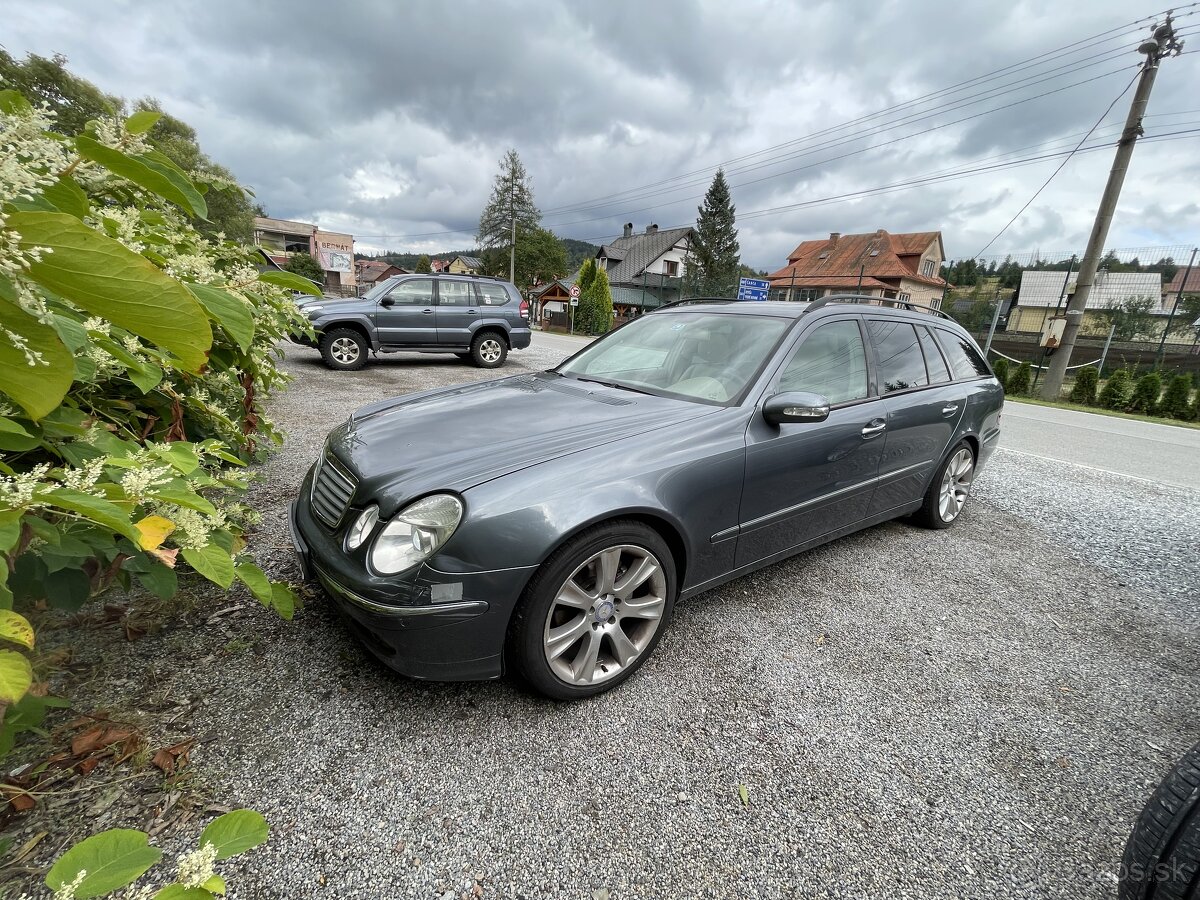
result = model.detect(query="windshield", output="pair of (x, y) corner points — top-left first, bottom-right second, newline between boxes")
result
(361, 278), (399, 301)
(556, 312), (789, 404)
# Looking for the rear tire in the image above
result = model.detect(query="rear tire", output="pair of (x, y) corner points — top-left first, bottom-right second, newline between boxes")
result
(470, 331), (507, 368)
(1119, 742), (1200, 900)
(319, 328), (368, 371)
(509, 521), (676, 700)
(911, 440), (975, 529)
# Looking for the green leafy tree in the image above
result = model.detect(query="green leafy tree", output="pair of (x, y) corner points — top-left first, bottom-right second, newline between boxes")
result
(511, 226), (568, 289)
(1160, 374), (1194, 419)
(1007, 361), (1032, 395)
(1127, 373), (1162, 413)
(1069, 366), (1099, 405)
(1098, 369), (1133, 409)
(1097, 296), (1158, 340)
(576, 266), (614, 334)
(991, 358), (1010, 392)
(415, 254), (432, 274)
(0, 50), (120, 136)
(476, 149), (540, 278)
(578, 257), (598, 294)
(684, 169), (740, 297)
(285, 251), (325, 284)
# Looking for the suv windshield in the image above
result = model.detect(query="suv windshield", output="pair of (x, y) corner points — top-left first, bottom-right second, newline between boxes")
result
(557, 312), (789, 404)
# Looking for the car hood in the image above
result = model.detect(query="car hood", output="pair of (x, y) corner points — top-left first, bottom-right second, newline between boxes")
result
(328, 372), (716, 513)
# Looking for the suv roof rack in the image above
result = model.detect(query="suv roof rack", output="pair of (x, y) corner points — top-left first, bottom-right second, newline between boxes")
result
(652, 297), (741, 311)
(805, 293), (955, 320)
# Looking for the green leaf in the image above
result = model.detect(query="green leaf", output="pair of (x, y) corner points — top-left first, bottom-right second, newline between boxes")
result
(0, 416), (39, 451)
(95, 336), (163, 394)
(737, 783), (750, 807)
(45, 828), (163, 899)
(234, 563), (272, 605)
(0, 90), (33, 115)
(44, 567), (93, 612)
(151, 442), (200, 474)
(0, 650), (33, 704)
(124, 109), (162, 134)
(136, 561), (178, 601)
(37, 486), (140, 544)
(153, 886), (212, 900)
(186, 284), (255, 353)
(270, 582), (296, 621)
(9, 212), (213, 372)
(258, 270), (322, 296)
(75, 136), (207, 219)
(0, 610), (34, 650)
(0, 509), (22, 553)
(202, 874), (226, 895)
(199, 809), (268, 860)
(0, 296), (75, 420)
(40, 177), (91, 219)
(145, 486), (217, 517)
(181, 544), (234, 589)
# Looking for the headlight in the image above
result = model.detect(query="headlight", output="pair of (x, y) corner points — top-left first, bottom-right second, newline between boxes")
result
(345, 505), (379, 551)
(304, 305), (324, 315)
(369, 494), (463, 575)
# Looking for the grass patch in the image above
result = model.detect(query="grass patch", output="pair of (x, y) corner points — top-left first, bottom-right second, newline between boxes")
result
(1007, 396), (1200, 430)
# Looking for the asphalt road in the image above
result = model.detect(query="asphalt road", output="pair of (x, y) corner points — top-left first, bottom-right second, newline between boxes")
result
(1000, 400), (1200, 491)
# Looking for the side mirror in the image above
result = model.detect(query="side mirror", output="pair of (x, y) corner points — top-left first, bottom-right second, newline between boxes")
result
(379, 297), (395, 307)
(762, 391), (831, 425)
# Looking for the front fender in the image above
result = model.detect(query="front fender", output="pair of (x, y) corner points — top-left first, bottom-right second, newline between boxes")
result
(313, 313), (379, 351)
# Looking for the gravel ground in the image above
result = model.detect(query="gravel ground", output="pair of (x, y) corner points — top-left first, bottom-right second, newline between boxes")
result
(12, 338), (1198, 899)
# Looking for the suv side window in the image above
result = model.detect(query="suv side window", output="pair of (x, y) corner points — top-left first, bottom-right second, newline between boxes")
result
(386, 279), (434, 306)
(917, 326), (951, 383)
(438, 280), (474, 306)
(777, 320), (869, 405)
(867, 320), (929, 393)
(934, 328), (992, 379)
(477, 283), (511, 306)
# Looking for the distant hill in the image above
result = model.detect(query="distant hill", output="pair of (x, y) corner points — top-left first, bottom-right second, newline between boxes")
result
(358, 238), (600, 276)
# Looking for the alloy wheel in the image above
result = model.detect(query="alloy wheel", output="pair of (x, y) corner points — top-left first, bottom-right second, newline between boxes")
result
(542, 544), (667, 687)
(479, 338), (502, 363)
(330, 337), (360, 364)
(938, 447), (975, 522)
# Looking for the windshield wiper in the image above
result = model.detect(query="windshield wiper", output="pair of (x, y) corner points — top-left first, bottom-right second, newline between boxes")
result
(571, 376), (653, 396)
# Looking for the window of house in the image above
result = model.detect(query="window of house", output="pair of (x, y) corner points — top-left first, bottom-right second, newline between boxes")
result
(934, 329), (992, 379)
(867, 320), (929, 393)
(438, 280), (474, 306)
(921, 258), (937, 278)
(778, 320), (869, 404)
(663, 260), (679, 277)
(794, 288), (821, 302)
(385, 279), (434, 305)
(897, 292), (912, 304)
(916, 326), (951, 383)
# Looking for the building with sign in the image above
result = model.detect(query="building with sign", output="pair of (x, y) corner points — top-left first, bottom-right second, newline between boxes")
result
(253, 216), (355, 296)
(1009, 270), (1162, 335)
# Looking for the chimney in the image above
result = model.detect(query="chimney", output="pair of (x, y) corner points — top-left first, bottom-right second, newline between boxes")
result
(623, 222), (633, 238)
(829, 232), (840, 243)
(645, 224), (658, 234)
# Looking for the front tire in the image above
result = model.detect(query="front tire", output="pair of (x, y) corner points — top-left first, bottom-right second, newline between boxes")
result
(319, 328), (368, 371)
(1120, 742), (1200, 900)
(470, 331), (507, 368)
(509, 521), (676, 699)
(911, 440), (975, 529)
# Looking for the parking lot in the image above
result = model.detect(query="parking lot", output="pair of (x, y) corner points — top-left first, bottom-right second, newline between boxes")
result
(174, 336), (1196, 899)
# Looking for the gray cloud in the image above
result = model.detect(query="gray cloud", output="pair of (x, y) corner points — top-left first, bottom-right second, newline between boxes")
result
(5, 0), (1197, 267)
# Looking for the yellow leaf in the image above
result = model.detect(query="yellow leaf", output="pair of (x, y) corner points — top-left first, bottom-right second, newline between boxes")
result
(0, 610), (34, 650)
(135, 515), (175, 551)
(0, 650), (32, 704)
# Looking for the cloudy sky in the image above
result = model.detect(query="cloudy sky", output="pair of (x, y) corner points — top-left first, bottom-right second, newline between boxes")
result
(6, 0), (1199, 269)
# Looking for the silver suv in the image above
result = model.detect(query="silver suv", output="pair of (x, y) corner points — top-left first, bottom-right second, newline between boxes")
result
(292, 274), (532, 370)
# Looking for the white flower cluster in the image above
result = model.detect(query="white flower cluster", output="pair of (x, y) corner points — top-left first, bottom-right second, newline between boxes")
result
(0, 100), (69, 202)
(0, 463), (49, 510)
(166, 506), (217, 550)
(119, 463), (174, 500)
(176, 841), (218, 888)
(100, 207), (147, 254)
(59, 458), (106, 493)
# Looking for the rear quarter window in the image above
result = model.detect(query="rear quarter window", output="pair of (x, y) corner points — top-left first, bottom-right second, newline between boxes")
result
(477, 283), (513, 306)
(934, 328), (992, 379)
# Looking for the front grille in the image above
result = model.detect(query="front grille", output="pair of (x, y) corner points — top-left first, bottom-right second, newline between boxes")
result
(310, 453), (357, 527)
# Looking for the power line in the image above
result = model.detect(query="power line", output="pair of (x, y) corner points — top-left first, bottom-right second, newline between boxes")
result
(973, 69), (1142, 257)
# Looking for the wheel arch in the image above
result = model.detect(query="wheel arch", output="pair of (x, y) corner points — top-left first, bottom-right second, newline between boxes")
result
(471, 323), (510, 348)
(319, 319), (376, 351)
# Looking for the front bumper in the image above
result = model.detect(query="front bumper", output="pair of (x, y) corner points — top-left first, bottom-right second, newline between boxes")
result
(288, 493), (534, 681)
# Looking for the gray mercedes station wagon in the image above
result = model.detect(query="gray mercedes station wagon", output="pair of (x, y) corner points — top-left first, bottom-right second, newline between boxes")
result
(289, 296), (1003, 699)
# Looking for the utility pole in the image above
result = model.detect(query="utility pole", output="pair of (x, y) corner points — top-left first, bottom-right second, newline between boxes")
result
(1040, 14), (1183, 399)
(508, 178), (517, 285)
(1156, 247), (1197, 365)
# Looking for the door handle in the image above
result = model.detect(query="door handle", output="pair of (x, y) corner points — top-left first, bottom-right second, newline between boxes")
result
(941, 404), (959, 416)
(422, 308), (434, 314)
(467, 309), (478, 315)
(861, 420), (887, 439)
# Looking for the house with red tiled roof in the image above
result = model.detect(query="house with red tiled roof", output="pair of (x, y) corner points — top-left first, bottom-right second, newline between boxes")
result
(766, 229), (947, 307)
(355, 259), (408, 291)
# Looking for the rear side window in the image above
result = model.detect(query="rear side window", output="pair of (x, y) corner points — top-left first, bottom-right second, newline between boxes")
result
(778, 320), (869, 404)
(917, 326), (951, 383)
(867, 320), (928, 393)
(477, 283), (512, 306)
(438, 281), (474, 306)
(935, 329), (992, 379)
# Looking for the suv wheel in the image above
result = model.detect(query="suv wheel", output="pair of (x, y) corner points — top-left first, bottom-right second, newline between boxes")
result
(470, 332), (507, 368)
(320, 328), (368, 371)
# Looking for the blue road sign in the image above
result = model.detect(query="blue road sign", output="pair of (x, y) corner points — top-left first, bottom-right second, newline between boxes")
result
(737, 277), (770, 301)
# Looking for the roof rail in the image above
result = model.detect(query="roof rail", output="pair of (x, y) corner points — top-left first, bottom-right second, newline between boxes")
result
(652, 296), (741, 312)
(805, 293), (955, 320)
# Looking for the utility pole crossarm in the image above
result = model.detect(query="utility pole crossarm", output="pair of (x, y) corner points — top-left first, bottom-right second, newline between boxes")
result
(1040, 14), (1183, 400)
